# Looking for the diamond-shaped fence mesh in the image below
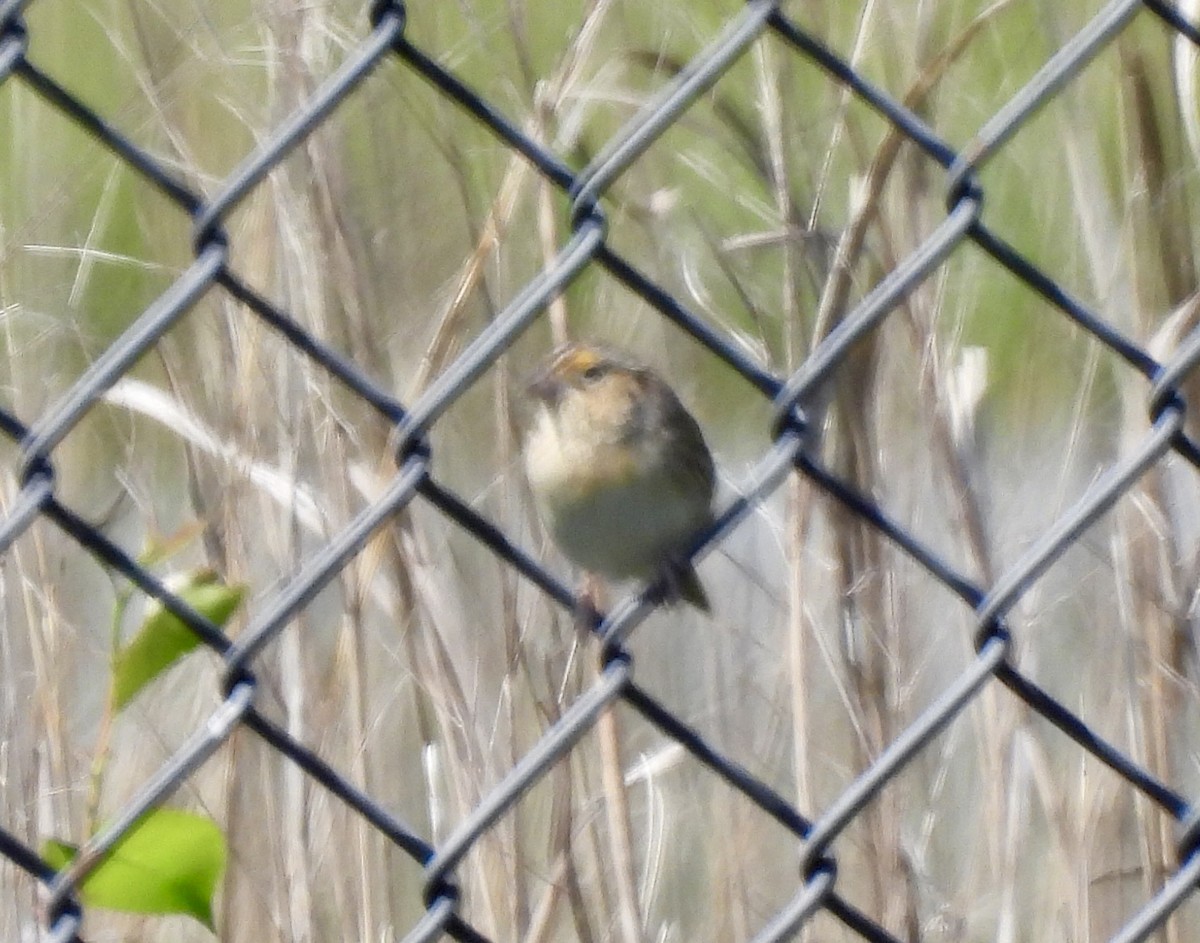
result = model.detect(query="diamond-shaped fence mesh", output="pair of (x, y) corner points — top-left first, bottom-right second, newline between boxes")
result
(3, 0), (1200, 940)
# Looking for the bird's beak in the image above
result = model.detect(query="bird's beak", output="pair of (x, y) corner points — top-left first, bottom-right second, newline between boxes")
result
(527, 368), (562, 406)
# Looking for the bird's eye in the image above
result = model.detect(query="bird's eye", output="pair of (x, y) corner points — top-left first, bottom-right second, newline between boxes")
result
(581, 363), (607, 382)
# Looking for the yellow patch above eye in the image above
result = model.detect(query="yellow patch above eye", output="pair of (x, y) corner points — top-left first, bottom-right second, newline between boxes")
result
(557, 347), (604, 375)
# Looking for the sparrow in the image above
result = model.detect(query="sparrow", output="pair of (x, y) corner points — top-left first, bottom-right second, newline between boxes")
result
(523, 342), (715, 611)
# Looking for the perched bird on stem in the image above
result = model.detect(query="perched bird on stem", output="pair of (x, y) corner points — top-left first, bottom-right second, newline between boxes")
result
(523, 341), (716, 611)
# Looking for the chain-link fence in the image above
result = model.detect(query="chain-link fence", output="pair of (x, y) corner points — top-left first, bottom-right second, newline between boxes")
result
(3, 0), (1200, 940)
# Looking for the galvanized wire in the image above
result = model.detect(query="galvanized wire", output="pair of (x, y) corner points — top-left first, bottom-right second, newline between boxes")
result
(2, 1), (1199, 941)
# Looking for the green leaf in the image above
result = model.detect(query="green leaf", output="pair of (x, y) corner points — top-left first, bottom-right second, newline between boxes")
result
(113, 574), (244, 711)
(42, 808), (226, 929)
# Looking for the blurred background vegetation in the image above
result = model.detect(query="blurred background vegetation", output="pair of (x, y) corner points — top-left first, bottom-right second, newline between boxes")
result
(2, 0), (1200, 940)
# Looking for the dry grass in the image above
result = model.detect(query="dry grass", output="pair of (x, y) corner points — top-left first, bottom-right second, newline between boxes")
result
(2, 0), (1200, 940)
